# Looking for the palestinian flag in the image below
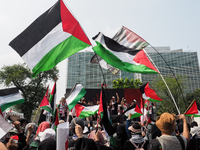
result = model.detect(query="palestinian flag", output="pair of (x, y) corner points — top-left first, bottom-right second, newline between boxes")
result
(146, 118), (155, 125)
(90, 54), (120, 75)
(0, 88), (24, 112)
(140, 82), (162, 102)
(54, 108), (59, 132)
(123, 104), (143, 119)
(49, 81), (56, 111)
(185, 100), (200, 117)
(92, 26), (159, 74)
(9, 0), (91, 78)
(39, 87), (53, 115)
(65, 84), (86, 111)
(75, 103), (99, 119)
(98, 90), (104, 118)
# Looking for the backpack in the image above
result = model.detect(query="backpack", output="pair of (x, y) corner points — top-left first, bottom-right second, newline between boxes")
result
(129, 140), (146, 150)
(187, 134), (200, 150)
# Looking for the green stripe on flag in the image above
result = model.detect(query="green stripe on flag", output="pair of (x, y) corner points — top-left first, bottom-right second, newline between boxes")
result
(68, 88), (86, 110)
(1, 99), (25, 112)
(130, 113), (143, 119)
(40, 105), (53, 115)
(93, 41), (158, 74)
(32, 36), (90, 77)
(79, 109), (99, 119)
(148, 98), (162, 102)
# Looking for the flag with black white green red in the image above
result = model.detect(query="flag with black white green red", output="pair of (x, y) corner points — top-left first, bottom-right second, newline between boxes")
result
(92, 26), (159, 74)
(123, 104), (143, 119)
(65, 84), (86, 111)
(185, 100), (200, 117)
(39, 87), (53, 115)
(54, 108), (59, 132)
(90, 54), (120, 75)
(0, 88), (25, 112)
(75, 103), (99, 119)
(9, 0), (91, 78)
(49, 81), (56, 111)
(140, 82), (162, 102)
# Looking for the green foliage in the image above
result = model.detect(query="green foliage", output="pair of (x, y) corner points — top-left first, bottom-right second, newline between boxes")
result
(186, 89), (200, 105)
(151, 75), (191, 114)
(0, 63), (59, 120)
(112, 78), (142, 89)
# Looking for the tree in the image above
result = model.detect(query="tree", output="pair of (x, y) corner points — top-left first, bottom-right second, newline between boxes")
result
(186, 89), (200, 106)
(151, 75), (190, 115)
(0, 63), (59, 120)
(112, 78), (142, 89)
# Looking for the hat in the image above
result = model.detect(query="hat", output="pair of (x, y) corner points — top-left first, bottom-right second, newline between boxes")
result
(133, 99), (136, 102)
(128, 123), (141, 134)
(156, 112), (176, 134)
(70, 117), (84, 134)
(123, 99), (126, 102)
(112, 96), (115, 99)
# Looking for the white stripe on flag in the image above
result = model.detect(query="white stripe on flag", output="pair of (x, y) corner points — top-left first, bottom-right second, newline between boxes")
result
(66, 84), (83, 105)
(82, 105), (99, 112)
(0, 93), (23, 106)
(22, 23), (71, 69)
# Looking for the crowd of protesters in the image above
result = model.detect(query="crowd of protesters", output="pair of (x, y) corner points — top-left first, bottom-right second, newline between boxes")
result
(1, 94), (200, 150)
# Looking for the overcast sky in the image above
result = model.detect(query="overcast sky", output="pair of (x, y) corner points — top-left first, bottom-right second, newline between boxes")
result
(1, 0), (200, 104)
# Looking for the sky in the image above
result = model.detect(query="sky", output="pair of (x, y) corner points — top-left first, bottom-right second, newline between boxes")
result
(1, 0), (200, 104)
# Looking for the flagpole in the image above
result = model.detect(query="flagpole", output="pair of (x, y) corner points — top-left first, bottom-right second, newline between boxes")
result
(32, 106), (40, 123)
(184, 100), (195, 114)
(143, 49), (180, 115)
(147, 44), (185, 104)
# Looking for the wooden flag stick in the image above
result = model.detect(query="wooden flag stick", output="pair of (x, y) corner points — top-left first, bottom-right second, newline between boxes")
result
(184, 100), (195, 114)
(32, 106), (40, 123)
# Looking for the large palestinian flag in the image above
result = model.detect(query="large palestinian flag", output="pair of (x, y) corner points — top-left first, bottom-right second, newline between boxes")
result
(65, 84), (86, 110)
(9, 0), (91, 78)
(140, 82), (162, 102)
(0, 88), (25, 112)
(123, 104), (143, 119)
(185, 100), (200, 117)
(75, 103), (99, 119)
(92, 26), (159, 74)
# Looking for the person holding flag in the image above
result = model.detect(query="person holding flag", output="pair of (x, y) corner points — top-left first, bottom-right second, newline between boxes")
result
(58, 97), (68, 121)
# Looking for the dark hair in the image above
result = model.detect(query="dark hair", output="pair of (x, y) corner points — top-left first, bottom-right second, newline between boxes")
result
(190, 121), (198, 128)
(18, 118), (30, 125)
(177, 122), (191, 133)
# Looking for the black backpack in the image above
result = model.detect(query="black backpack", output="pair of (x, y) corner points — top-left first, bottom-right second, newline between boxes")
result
(187, 135), (200, 150)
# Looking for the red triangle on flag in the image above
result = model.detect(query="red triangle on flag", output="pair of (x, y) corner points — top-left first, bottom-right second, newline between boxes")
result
(75, 104), (85, 117)
(39, 96), (50, 107)
(185, 100), (198, 115)
(135, 104), (143, 114)
(145, 83), (162, 101)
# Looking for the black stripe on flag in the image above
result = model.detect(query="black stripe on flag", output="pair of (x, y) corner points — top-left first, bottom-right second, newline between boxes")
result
(93, 33), (140, 56)
(140, 82), (148, 95)
(0, 88), (19, 96)
(65, 83), (78, 99)
(9, 1), (61, 56)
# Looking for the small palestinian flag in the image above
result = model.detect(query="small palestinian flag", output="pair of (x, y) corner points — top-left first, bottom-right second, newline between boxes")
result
(90, 54), (120, 75)
(39, 93), (53, 115)
(75, 103), (99, 119)
(140, 82), (162, 102)
(92, 26), (159, 74)
(49, 81), (56, 111)
(185, 100), (200, 117)
(54, 108), (59, 132)
(65, 84), (86, 111)
(0, 88), (24, 112)
(146, 118), (155, 125)
(123, 104), (143, 119)
(9, 0), (91, 78)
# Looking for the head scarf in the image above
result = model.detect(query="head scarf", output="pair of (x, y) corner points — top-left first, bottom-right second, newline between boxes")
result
(35, 121), (50, 139)
(24, 123), (38, 144)
(116, 124), (128, 150)
(38, 128), (55, 142)
(38, 138), (56, 150)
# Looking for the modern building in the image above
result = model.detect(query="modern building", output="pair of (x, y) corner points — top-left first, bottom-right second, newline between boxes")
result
(66, 47), (200, 93)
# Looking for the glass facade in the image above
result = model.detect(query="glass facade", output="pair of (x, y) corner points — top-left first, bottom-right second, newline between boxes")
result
(66, 47), (200, 93)
(141, 47), (200, 93)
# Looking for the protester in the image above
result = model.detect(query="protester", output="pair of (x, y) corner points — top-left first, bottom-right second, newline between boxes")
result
(147, 113), (189, 150)
(24, 123), (37, 145)
(115, 124), (128, 150)
(59, 97), (68, 121)
(38, 138), (56, 150)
